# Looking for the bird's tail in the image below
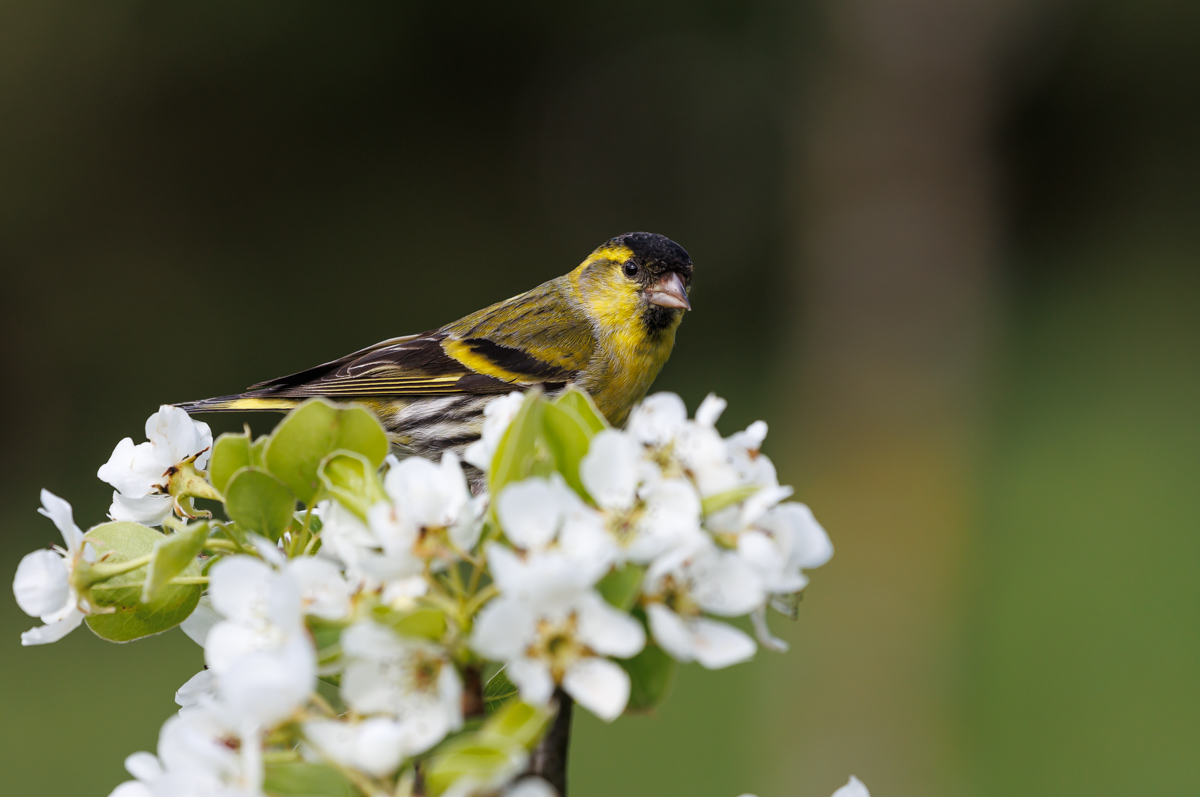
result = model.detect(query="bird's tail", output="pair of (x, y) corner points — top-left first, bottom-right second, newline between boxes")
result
(174, 392), (302, 415)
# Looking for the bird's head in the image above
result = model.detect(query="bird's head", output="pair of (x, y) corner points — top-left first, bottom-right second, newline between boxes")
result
(572, 232), (693, 339)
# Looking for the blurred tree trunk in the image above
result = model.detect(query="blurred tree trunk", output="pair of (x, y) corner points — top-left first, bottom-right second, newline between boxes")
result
(771, 1), (1023, 794)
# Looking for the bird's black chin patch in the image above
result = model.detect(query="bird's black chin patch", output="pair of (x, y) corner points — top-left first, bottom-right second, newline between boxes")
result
(641, 304), (680, 336)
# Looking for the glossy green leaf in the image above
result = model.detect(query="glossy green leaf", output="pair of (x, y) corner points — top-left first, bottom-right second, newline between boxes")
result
(390, 606), (448, 641)
(596, 564), (645, 611)
(208, 431), (251, 495)
(224, 467), (296, 541)
(542, 402), (594, 498)
(142, 521), (209, 602)
(250, 434), (270, 468)
(552, 388), (608, 433)
(483, 667), (519, 714)
(423, 731), (527, 797)
(318, 450), (385, 520)
(81, 522), (202, 642)
(487, 390), (547, 497)
(262, 762), (357, 797)
(618, 641), (678, 713)
(265, 399), (389, 504)
(701, 484), (762, 518)
(484, 698), (551, 749)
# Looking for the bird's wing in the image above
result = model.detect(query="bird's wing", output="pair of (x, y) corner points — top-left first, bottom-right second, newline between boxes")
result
(244, 329), (581, 398)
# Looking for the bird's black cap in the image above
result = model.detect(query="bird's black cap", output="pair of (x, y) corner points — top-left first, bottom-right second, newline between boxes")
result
(608, 232), (692, 276)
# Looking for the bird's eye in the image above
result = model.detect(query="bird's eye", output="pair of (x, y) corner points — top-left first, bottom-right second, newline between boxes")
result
(623, 262), (640, 278)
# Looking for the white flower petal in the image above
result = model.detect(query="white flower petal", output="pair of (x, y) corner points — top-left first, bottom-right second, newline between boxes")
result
(575, 594), (645, 658)
(217, 637), (315, 727)
(646, 604), (698, 662)
(627, 393), (688, 447)
(124, 751), (163, 783)
(38, 489), (84, 550)
(497, 478), (574, 551)
(181, 596), (221, 647)
(579, 431), (640, 512)
(688, 618), (757, 670)
(562, 657), (629, 721)
(471, 597), (537, 661)
(208, 557), (274, 623)
(108, 492), (174, 526)
(505, 777), (558, 797)
(751, 606), (789, 652)
(13, 549), (70, 618)
(832, 776), (870, 797)
(108, 781), (153, 797)
(175, 669), (217, 709)
(20, 608), (84, 646)
(694, 394), (727, 428)
(507, 657), (555, 706)
(97, 438), (163, 498)
(288, 557), (351, 620)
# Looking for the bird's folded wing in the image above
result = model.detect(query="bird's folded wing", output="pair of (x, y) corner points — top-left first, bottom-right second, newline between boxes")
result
(245, 332), (578, 397)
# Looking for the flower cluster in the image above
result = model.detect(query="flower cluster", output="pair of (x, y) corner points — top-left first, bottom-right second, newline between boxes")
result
(11, 391), (840, 797)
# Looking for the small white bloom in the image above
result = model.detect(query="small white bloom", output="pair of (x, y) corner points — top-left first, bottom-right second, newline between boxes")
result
(108, 707), (264, 797)
(13, 490), (97, 646)
(626, 392), (743, 498)
(367, 452), (480, 574)
(471, 552), (644, 720)
(340, 620), (463, 757)
(496, 477), (613, 565)
(832, 776), (870, 797)
(463, 391), (526, 471)
(579, 430), (703, 564)
(97, 405), (213, 525)
(202, 556), (316, 727)
(303, 717), (409, 778)
(642, 539), (763, 669)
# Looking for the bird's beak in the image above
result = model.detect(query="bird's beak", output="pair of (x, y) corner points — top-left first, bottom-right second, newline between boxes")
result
(647, 272), (691, 310)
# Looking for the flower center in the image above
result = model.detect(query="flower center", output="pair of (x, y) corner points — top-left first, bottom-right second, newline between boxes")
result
(529, 613), (591, 681)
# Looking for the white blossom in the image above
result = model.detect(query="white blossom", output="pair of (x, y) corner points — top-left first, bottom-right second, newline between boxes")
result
(642, 539), (762, 669)
(339, 620), (463, 757)
(107, 707), (264, 797)
(463, 391), (526, 471)
(496, 476), (612, 564)
(579, 430), (703, 565)
(201, 556), (316, 727)
(471, 544), (644, 721)
(366, 452), (480, 577)
(97, 405), (213, 525)
(302, 717), (410, 778)
(12, 490), (97, 645)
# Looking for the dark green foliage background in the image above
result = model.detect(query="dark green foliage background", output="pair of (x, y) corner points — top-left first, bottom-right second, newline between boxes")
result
(1, 2), (1197, 795)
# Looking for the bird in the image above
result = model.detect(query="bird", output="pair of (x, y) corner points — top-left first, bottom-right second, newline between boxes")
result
(176, 232), (693, 467)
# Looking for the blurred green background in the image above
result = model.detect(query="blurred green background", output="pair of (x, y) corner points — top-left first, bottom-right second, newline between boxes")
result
(1, 2), (1197, 795)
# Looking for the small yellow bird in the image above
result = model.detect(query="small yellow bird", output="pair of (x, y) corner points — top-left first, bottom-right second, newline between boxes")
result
(177, 232), (692, 462)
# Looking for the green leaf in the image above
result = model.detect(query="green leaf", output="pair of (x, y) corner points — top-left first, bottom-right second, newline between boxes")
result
(262, 762), (357, 797)
(483, 667), (519, 714)
(224, 467), (296, 541)
(142, 521), (209, 602)
(596, 564), (645, 611)
(701, 484), (762, 518)
(81, 522), (202, 642)
(552, 387), (608, 433)
(390, 606), (448, 641)
(423, 731), (528, 797)
(487, 391), (547, 497)
(250, 434), (270, 468)
(484, 698), (551, 749)
(618, 641), (678, 713)
(318, 451), (385, 520)
(542, 401), (595, 498)
(209, 431), (251, 494)
(266, 399), (389, 505)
